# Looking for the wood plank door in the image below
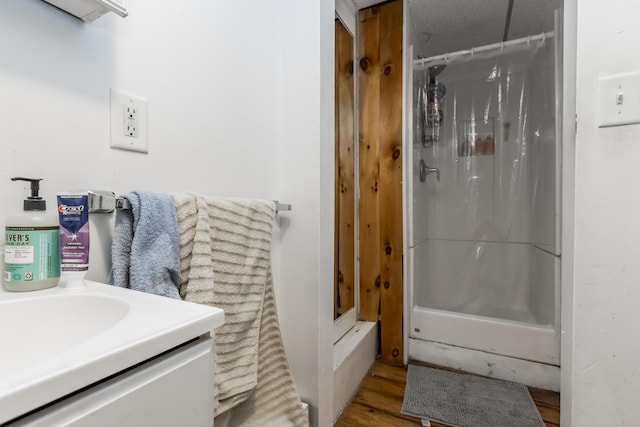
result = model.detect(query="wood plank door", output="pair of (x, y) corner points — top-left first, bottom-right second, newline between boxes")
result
(358, 0), (404, 365)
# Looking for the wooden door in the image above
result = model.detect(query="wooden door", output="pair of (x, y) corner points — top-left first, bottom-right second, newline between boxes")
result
(358, 0), (404, 365)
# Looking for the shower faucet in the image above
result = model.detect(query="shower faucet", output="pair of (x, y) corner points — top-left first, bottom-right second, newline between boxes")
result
(419, 159), (440, 182)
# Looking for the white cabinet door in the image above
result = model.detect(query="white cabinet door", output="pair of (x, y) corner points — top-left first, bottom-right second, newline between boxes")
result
(12, 338), (215, 427)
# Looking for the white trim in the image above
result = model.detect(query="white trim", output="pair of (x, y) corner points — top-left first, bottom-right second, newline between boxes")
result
(409, 338), (560, 392)
(333, 321), (377, 421)
(560, 0), (577, 425)
(554, 9), (563, 261)
(353, 0), (387, 10)
(335, 0), (356, 36)
(333, 308), (357, 344)
(402, 0), (411, 366)
(333, 0), (359, 344)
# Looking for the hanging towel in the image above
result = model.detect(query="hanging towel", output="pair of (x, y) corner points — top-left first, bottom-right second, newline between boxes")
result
(173, 194), (308, 426)
(110, 191), (181, 300)
(216, 269), (309, 427)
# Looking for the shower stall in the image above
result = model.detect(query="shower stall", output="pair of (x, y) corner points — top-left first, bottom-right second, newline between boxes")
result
(405, 24), (562, 390)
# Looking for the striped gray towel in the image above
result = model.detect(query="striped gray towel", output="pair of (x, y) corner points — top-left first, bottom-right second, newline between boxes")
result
(173, 194), (307, 427)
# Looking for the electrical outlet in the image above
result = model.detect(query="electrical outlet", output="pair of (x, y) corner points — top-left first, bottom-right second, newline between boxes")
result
(124, 104), (139, 137)
(110, 88), (149, 153)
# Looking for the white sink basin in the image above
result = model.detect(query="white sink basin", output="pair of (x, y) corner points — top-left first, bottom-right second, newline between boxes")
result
(0, 281), (224, 425)
(0, 294), (129, 376)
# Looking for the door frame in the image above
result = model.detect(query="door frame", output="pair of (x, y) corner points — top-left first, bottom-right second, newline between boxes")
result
(334, 0), (359, 344)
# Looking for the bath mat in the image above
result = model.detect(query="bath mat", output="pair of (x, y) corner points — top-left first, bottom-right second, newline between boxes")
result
(401, 364), (545, 427)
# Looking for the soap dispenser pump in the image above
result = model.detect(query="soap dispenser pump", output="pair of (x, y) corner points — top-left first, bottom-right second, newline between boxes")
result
(4, 177), (61, 291)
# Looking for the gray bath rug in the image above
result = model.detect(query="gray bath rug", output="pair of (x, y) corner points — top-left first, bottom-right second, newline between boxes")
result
(401, 364), (545, 427)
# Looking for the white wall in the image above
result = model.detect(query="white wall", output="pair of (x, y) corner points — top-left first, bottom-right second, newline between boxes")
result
(277, 1), (335, 425)
(571, 0), (640, 425)
(0, 0), (282, 275)
(0, 1), (333, 424)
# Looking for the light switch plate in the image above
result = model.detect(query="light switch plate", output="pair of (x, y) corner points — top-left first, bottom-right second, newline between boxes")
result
(598, 71), (640, 128)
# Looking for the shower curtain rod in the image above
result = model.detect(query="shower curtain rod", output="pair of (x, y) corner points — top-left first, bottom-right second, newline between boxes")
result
(414, 31), (553, 68)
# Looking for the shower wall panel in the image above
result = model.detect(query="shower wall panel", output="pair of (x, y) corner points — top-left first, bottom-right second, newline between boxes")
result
(413, 56), (541, 247)
(528, 43), (559, 255)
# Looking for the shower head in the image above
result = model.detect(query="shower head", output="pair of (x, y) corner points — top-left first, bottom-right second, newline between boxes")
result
(428, 64), (446, 84)
(428, 64), (446, 77)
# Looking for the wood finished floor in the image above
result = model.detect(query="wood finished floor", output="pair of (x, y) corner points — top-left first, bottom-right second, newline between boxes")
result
(334, 360), (560, 427)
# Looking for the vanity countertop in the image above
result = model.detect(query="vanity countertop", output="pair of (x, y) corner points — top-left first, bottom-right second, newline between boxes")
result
(0, 281), (224, 424)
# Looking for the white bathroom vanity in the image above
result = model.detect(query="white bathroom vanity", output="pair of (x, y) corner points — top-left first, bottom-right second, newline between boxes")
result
(0, 281), (224, 426)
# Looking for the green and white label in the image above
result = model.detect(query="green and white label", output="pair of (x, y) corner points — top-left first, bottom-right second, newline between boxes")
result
(4, 226), (60, 283)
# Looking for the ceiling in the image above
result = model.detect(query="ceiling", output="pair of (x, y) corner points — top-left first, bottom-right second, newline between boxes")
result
(353, 0), (561, 59)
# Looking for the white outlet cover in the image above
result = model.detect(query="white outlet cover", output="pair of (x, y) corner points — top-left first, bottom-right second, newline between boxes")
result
(110, 88), (149, 153)
(597, 71), (640, 128)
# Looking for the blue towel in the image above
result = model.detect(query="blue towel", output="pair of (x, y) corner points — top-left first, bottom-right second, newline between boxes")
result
(110, 191), (181, 299)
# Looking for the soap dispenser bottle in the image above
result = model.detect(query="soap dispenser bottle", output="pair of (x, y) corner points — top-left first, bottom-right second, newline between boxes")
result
(4, 177), (60, 291)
